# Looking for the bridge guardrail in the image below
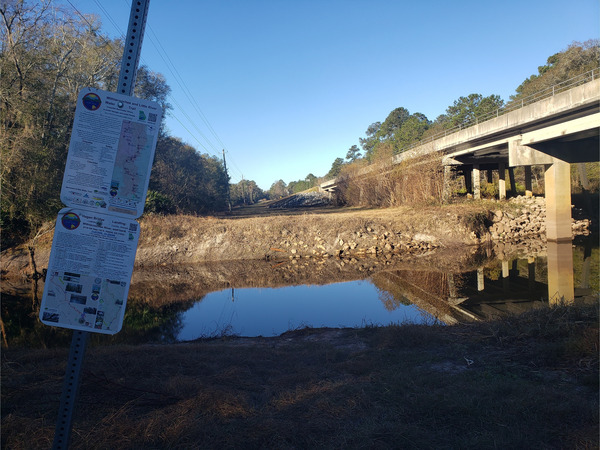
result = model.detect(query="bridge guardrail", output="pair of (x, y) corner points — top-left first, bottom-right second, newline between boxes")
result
(399, 67), (600, 154)
(321, 68), (599, 190)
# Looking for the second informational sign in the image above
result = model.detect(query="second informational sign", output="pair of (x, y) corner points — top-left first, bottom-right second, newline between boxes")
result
(61, 88), (162, 219)
(39, 87), (162, 334)
(40, 208), (140, 334)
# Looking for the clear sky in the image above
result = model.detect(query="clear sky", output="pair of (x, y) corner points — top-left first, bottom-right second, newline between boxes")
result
(72, 0), (599, 190)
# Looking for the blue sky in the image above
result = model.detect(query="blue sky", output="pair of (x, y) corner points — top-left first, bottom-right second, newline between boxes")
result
(72, 0), (599, 190)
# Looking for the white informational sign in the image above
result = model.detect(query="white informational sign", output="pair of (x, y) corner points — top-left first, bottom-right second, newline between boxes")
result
(60, 88), (162, 219)
(40, 208), (140, 334)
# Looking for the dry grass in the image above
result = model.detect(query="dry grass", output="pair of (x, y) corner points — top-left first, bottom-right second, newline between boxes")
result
(336, 153), (445, 208)
(2, 304), (598, 449)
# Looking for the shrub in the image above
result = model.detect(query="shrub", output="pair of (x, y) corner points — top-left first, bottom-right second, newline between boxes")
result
(145, 190), (176, 215)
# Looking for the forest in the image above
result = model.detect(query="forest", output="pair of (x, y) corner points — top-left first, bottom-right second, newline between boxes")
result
(1, 0), (598, 248)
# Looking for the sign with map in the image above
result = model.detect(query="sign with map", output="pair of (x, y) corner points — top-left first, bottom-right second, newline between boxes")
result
(40, 208), (140, 334)
(60, 88), (162, 219)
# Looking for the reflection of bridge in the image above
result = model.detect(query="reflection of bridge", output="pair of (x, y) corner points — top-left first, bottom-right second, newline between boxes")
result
(371, 242), (597, 325)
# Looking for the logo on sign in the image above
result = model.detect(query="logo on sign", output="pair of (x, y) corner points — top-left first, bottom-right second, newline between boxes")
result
(82, 93), (102, 111)
(61, 212), (81, 230)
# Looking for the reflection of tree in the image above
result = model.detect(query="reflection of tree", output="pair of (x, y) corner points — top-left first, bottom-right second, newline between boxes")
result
(0, 288), (202, 348)
(371, 270), (451, 311)
(373, 281), (412, 311)
(109, 297), (202, 345)
(1, 292), (72, 348)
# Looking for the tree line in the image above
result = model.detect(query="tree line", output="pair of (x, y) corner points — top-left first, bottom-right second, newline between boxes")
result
(1, 0), (597, 246)
(1, 1), (229, 247)
(234, 40), (598, 204)
(323, 40), (599, 180)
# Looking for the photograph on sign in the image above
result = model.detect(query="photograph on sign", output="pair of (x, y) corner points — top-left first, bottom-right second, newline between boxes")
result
(60, 88), (162, 219)
(40, 208), (140, 334)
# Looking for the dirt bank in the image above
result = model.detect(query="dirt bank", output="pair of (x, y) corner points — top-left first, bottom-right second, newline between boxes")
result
(1, 203), (491, 279)
(2, 198), (593, 283)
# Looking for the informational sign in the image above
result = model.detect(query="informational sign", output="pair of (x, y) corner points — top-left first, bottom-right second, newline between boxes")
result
(60, 88), (162, 219)
(40, 208), (140, 334)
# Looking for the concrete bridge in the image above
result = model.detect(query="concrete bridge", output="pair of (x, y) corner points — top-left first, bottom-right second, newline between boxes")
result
(321, 71), (599, 245)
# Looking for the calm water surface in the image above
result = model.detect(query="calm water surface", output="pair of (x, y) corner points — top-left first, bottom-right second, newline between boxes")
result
(177, 281), (432, 340)
(2, 236), (597, 347)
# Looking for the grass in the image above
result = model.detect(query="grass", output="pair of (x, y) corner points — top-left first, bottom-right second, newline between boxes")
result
(2, 304), (598, 449)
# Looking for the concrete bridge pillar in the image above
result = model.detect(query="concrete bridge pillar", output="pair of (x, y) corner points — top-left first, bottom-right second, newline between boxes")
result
(508, 168), (517, 196)
(472, 164), (481, 200)
(442, 166), (452, 203)
(477, 268), (484, 291)
(498, 163), (506, 200)
(524, 166), (533, 197)
(544, 160), (572, 242)
(463, 167), (472, 195)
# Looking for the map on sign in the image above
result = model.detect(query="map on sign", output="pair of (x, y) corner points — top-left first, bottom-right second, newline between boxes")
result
(109, 120), (154, 211)
(61, 88), (162, 219)
(40, 208), (139, 334)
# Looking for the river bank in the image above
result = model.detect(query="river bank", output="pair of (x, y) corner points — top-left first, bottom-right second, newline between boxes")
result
(3, 197), (592, 281)
(2, 304), (598, 449)
(1, 201), (598, 448)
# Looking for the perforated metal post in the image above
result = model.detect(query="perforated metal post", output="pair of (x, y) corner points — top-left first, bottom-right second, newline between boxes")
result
(51, 1), (151, 448)
(52, 331), (89, 450)
(118, 0), (151, 97)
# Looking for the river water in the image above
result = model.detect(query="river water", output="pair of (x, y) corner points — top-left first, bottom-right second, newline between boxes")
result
(2, 235), (597, 348)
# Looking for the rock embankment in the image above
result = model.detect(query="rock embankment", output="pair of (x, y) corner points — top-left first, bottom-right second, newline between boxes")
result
(1, 201), (594, 281)
(489, 195), (591, 241)
(268, 192), (332, 209)
(274, 226), (440, 261)
(1, 206), (480, 278)
(488, 195), (592, 260)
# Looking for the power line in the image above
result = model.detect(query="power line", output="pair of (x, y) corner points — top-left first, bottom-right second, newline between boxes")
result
(123, 1), (244, 178)
(66, 0), (245, 182)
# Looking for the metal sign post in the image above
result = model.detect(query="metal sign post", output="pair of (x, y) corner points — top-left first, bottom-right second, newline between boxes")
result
(51, 1), (151, 448)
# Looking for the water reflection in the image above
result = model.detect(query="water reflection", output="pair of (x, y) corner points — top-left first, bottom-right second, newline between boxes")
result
(177, 282), (431, 340)
(173, 237), (597, 339)
(547, 240), (575, 303)
(1, 237), (597, 347)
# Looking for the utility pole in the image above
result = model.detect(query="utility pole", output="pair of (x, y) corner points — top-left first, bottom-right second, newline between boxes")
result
(222, 149), (232, 212)
(241, 174), (246, 205)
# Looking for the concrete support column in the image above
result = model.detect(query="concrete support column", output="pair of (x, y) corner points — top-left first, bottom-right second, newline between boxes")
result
(472, 164), (481, 200)
(447, 273), (457, 298)
(524, 166), (533, 197)
(486, 169), (493, 183)
(477, 268), (484, 291)
(498, 163), (506, 200)
(544, 160), (572, 242)
(442, 166), (452, 203)
(508, 167), (516, 196)
(528, 256), (536, 293)
(464, 167), (472, 194)
(501, 260), (509, 290)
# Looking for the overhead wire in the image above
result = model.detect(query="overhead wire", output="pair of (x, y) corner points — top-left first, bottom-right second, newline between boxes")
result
(116, 0), (245, 181)
(68, 0), (244, 182)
